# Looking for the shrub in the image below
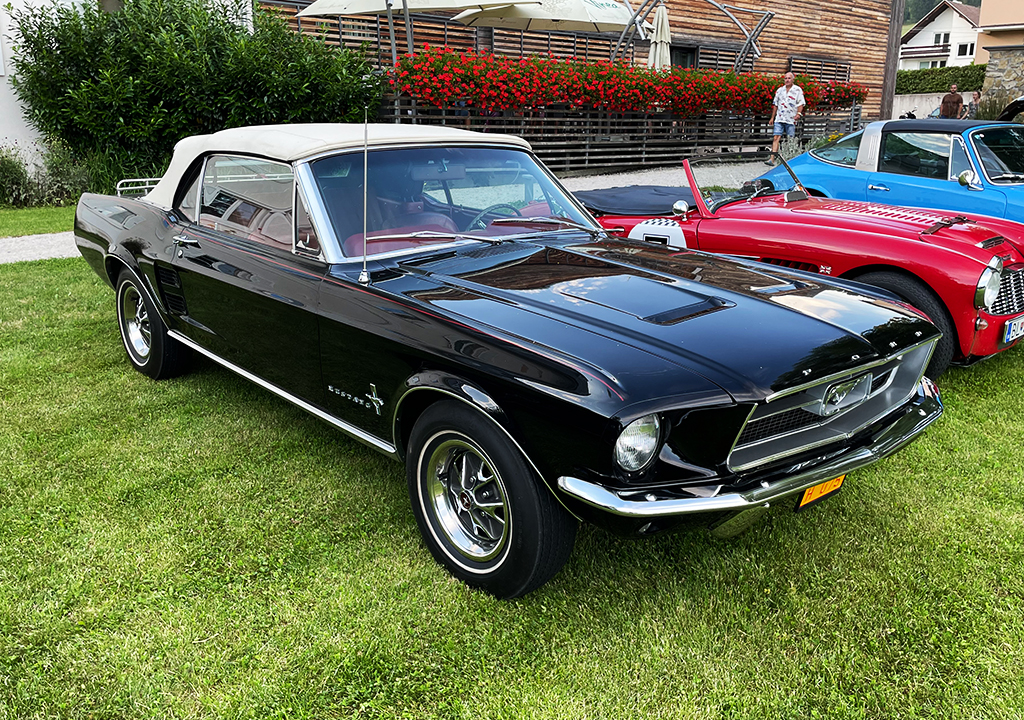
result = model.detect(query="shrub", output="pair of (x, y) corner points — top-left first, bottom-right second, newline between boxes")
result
(0, 145), (34, 207)
(8, 0), (384, 193)
(0, 141), (91, 208)
(895, 64), (986, 94)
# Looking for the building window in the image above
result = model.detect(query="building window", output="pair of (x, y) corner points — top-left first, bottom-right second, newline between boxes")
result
(920, 61), (931, 69)
(958, 43), (971, 56)
(940, 60), (947, 67)
(670, 46), (696, 68)
(934, 33), (941, 44)
(943, 32), (950, 43)
(788, 56), (852, 82)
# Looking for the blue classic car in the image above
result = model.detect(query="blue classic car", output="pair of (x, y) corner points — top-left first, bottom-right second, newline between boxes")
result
(762, 119), (1024, 221)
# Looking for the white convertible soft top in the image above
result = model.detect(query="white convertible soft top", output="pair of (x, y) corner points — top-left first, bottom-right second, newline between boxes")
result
(145, 123), (533, 209)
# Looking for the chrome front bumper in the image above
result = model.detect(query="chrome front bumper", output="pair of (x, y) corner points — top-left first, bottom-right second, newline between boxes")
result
(557, 377), (942, 523)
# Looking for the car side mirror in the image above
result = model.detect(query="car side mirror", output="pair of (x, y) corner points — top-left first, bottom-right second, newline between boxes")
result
(672, 200), (691, 216)
(957, 169), (981, 189)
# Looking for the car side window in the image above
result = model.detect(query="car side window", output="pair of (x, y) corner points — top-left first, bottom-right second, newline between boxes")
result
(294, 187), (321, 258)
(177, 170), (202, 223)
(200, 155), (294, 249)
(949, 138), (973, 180)
(809, 132), (862, 166)
(880, 132), (951, 179)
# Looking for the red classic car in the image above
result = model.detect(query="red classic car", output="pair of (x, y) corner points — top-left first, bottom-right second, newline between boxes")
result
(578, 156), (1024, 377)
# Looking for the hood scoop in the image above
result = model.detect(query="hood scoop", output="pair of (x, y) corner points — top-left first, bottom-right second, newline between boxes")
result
(555, 274), (733, 325)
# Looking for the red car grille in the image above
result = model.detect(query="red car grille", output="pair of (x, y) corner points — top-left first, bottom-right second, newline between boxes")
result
(992, 267), (1024, 316)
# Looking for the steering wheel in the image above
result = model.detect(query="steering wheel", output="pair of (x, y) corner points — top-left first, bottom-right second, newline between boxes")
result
(466, 203), (523, 230)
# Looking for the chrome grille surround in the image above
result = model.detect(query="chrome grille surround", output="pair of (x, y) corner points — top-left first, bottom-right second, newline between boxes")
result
(991, 266), (1024, 316)
(727, 339), (936, 473)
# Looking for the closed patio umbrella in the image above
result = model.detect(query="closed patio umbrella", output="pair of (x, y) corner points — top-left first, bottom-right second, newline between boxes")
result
(452, 0), (644, 33)
(645, 3), (670, 70)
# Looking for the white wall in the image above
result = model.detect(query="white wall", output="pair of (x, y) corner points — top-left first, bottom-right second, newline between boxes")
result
(0, 1), (45, 159)
(891, 92), (946, 119)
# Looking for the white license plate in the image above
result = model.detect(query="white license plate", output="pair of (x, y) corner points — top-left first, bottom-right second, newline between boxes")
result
(1005, 318), (1024, 344)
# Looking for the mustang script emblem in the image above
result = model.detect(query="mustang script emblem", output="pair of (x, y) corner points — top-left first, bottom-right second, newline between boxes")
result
(328, 383), (384, 415)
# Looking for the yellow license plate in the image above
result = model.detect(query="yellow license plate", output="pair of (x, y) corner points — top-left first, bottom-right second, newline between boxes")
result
(796, 475), (846, 512)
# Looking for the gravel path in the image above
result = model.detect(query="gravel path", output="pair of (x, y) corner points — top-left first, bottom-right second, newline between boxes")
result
(0, 231), (77, 264)
(0, 161), (767, 265)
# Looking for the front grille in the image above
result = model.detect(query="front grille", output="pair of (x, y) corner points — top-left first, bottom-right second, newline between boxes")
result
(736, 407), (818, 445)
(991, 267), (1024, 316)
(727, 341), (935, 473)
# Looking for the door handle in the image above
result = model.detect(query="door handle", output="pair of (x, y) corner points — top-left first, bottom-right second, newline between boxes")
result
(173, 234), (200, 246)
(868, 184), (890, 192)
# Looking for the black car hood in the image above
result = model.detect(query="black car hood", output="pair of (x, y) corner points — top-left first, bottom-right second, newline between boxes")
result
(397, 238), (938, 404)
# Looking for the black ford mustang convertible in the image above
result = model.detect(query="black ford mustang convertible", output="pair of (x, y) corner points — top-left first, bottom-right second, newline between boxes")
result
(75, 124), (943, 597)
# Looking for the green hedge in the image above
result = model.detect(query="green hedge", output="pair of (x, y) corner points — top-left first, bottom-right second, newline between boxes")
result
(9, 0), (384, 192)
(895, 64), (987, 94)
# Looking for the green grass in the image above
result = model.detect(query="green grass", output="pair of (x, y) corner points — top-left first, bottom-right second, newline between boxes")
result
(0, 206), (77, 238)
(2, 259), (1023, 719)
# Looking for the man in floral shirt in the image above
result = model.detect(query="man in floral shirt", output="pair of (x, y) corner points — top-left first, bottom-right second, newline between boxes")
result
(768, 72), (805, 164)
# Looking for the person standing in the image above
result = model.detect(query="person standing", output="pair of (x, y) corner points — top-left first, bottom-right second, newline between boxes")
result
(962, 90), (981, 119)
(940, 84), (963, 119)
(768, 72), (805, 164)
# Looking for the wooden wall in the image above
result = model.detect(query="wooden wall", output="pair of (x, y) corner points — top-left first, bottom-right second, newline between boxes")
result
(659, 0), (894, 119)
(265, 0), (896, 120)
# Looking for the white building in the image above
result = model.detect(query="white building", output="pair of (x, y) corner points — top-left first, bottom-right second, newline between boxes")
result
(0, 1), (45, 154)
(899, 0), (981, 70)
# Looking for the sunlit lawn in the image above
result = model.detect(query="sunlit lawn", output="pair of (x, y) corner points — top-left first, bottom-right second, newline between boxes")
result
(0, 206), (76, 238)
(1, 259), (1022, 719)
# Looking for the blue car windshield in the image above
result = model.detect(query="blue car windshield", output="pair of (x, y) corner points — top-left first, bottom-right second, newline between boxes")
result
(971, 127), (1024, 183)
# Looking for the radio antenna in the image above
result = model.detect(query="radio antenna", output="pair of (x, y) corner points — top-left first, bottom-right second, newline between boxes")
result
(358, 106), (371, 285)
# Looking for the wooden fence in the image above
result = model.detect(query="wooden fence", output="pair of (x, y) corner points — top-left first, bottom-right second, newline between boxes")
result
(379, 97), (862, 174)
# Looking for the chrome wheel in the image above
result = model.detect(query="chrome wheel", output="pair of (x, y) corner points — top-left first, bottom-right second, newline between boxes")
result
(425, 436), (510, 562)
(120, 283), (151, 361)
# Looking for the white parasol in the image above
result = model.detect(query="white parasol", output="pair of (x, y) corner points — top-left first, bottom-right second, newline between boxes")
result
(298, 0), (523, 64)
(645, 4), (670, 70)
(452, 0), (646, 33)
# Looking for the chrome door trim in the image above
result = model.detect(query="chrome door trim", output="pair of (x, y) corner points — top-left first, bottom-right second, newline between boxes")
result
(168, 330), (398, 458)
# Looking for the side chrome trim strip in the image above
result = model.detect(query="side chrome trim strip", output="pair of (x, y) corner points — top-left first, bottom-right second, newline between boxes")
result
(167, 330), (398, 458)
(558, 378), (942, 519)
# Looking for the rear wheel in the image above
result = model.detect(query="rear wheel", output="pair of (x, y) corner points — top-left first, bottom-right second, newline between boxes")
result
(407, 400), (577, 598)
(115, 269), (190, 380)
(854, 271), (955, 378)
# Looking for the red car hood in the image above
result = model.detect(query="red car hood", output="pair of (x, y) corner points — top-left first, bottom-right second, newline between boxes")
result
(736, 196), (1024, 263)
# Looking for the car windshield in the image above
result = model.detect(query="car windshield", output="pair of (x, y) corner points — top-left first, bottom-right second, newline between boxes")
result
(971, 126), (1024, 183)
(689, 155), (805, 212)
(310, 146), (595, 257)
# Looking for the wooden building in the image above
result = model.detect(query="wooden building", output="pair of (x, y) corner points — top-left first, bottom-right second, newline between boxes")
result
(266, 0), (899, 120)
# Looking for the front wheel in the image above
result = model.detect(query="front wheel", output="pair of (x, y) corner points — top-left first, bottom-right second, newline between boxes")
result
(407, 401), (577, 598)
(855, 271), (955, 378)
(115, 269), (190, 380)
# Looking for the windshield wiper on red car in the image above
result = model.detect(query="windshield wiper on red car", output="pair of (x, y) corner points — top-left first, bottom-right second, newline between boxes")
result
(490, 216), (605, 236)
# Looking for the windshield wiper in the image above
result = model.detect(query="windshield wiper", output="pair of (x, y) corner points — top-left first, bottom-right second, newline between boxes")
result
(490, 216), (604, 236)
(359, 230), (504, 245)
(989, 172), (1024, 181)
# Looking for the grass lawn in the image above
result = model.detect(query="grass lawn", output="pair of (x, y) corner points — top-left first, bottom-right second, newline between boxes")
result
(0, 206), (77, 238)
(1, 259), (1022, 719)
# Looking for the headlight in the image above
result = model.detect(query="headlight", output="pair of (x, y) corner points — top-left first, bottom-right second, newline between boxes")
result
(975, 257), (1003, 310)
(614, 414), (661, 472)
